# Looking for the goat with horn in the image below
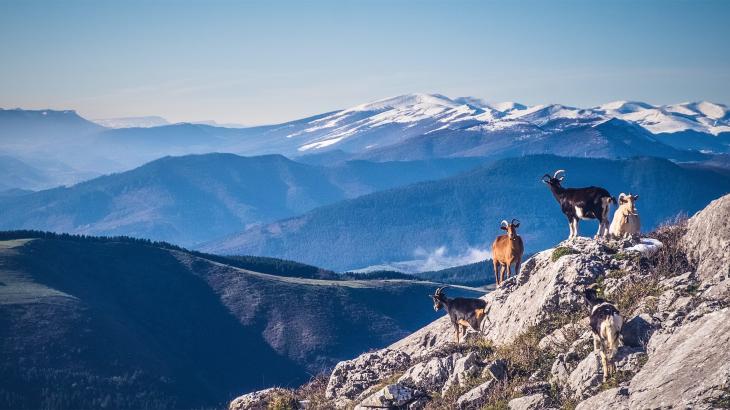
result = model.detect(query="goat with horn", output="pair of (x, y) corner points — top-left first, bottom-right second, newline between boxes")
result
(491, 218), (524, 286)
(430, 286), (488, 344)
(542, 170), (616, 240)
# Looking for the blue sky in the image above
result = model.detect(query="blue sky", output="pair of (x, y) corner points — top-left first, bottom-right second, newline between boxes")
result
(1, 0), (729, 124)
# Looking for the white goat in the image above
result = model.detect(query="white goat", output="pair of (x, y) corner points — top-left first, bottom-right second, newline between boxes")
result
(609, 193), (640, 239)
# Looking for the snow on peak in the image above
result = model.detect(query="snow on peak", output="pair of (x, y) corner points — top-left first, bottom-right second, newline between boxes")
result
(344, 93), (460, 113)
(596, 101), (655, 114)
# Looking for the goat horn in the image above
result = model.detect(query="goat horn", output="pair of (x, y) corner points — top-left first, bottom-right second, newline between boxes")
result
(434, 286), (448, 295)
(511, 218), (520, 225)
(501, 220), (509, 227)
(553, 169), (566, 179)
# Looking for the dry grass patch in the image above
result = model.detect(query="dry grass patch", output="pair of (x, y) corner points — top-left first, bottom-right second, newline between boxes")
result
(552, 247), (579, 262)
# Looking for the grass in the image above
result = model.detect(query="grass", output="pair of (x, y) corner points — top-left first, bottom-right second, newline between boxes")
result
(552, 247), (579, 262)
(295, 373), (330, 410)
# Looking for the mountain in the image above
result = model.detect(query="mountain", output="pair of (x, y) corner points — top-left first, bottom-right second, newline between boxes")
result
(92, 116), (170, 128)
(0, 231), (480, 409)
(356, 117), (704, 162)
(3, 97), (728, 183)
(236, 193), (730, 409)
(0, 155), (51, 191)
(202, 155), (730, 271)
(0, 153), (486, 246)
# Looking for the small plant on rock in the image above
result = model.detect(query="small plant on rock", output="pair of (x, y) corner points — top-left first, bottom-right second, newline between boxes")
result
(552, 247), (579, 262)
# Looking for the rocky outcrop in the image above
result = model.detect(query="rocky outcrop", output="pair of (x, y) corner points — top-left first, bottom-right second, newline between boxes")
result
(391, 238), (616, 359)
(229, 194), (730, 410)
(683, 194), (730, 283)
(228, 388), (292, 410)
(324, 349), (410, 407)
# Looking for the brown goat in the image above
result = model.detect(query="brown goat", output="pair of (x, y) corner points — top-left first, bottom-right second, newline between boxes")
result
(491, 219), (524, 286)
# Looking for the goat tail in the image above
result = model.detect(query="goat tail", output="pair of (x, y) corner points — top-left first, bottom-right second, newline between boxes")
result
(600, 313), (623, 359)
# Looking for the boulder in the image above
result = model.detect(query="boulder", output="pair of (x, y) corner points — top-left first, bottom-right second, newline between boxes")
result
(325, 349), (410, 407)
(575, 387), (629, 410)
(397, 353), (458, 392)
(508, 393), (549, 410)
(538, 323), (585, 352)
(455, 379), (495, 409)
(620, 314), (656, 348)
(626, 307), (730, 408)
(567, 352), (603, 400)
(683, 193), (730, 284)
(229, 388), (293, 410)
(355, 383), (422, 409)
(481, 359), (508, 381)
(441, 351), (482, 394)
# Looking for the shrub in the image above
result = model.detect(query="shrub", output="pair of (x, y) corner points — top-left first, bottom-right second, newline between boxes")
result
(552, 247), (579, 262)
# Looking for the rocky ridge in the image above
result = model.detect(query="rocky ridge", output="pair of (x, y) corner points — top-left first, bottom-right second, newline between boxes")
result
(230, 193), (730, 409)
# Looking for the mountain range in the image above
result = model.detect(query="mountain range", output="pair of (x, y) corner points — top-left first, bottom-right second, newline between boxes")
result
(0, 154), (485, 246)
(2, 95), (729, 190)
(202, 155), (730, 271)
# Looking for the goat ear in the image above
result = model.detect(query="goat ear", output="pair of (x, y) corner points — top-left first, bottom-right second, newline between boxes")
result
(632, 195), (639, 201)
(513, 223), (520, 228)
(500, 226), (508, 231)
(619, 195), (627, 204)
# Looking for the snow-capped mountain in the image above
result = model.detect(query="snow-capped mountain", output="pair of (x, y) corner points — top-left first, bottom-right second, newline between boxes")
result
(262, 94), (729, 156)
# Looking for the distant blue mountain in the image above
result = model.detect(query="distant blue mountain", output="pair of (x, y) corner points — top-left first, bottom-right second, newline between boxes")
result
(0, 153), (486, 246)
(202, 155), (730, 271)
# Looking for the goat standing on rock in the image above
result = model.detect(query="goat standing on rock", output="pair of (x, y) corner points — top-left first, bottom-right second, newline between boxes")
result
(491, 219), (524, 286)
(609, 193), (641, 239)
(430, 286), (487, 344)
(542, 170), (616, 240)
(584, 284), (623, 382)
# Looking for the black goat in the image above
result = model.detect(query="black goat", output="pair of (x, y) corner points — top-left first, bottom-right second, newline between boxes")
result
(430, 286), (487, 343)
(542, 169), (616, 240)
(584, 284), (623, 382)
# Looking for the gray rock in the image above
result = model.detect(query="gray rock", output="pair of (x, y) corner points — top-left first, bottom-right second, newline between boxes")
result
(567, 352), (603, 400)
(441, 351), (481, 394)
(325, 349), (410, 407)
(456, 379), (495, 409)
(683, 193), (730, 285)
(549, 353), (572, 386)
(390, 238), (613, 358)
(613, 346), (646, 374)
(575, 387), (629, 410)
(626, 307), (730, 409)
(355, 383), (421, 409)
(482, 359), (508, 381)
(229, 388), (291, 410)
(508, 393), (549, 410)
(397, 353), (458, 393)
(538, 323), (585, 352)
(620, 314), (656, 348)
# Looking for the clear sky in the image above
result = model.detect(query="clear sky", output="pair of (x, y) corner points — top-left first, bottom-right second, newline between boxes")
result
(1, 0), (729, 125)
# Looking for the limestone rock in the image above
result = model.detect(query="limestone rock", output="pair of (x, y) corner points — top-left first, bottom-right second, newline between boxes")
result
(620, 314), (656, 348)
(683, 193), (730, 284)
(455, 379), (495, 409)
(390, 238), (615, 358)
(355, 383), (422, 409)
(567, 352), (603, 400)
(229, 388), (292, 410)
(508, 393), (549, 410)
(575, 387), (629, 410)
(626, 307), (730, 409)
(481, 359), (508, 381)
(397, 353), (459, 393)
(325, 349), (410, 407)
(441, 351), (481, 394)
